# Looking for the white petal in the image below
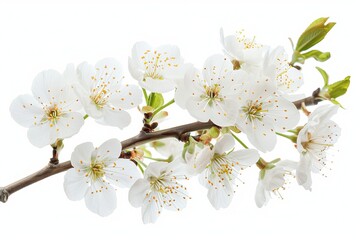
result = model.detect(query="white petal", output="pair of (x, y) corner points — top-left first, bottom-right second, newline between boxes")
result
(96, 138), (122, 161)
(209, 99), (238, 127)
(94, 58), (123, 88)
(296, 154), (313, 190)
(140, 76), (176, 93)
(109, 84), (142, 109)
(128, 179), (150, 208)
(56, 112), (84, 140)
(227, 149), (259, 166)
(185, 97), (211, 122)
(192, 146), (213, 174)
(31, 69), (66, 105)
(63, 63), (77, 84)
(84, 180), (117, 217)
(164, 188), (188, 211)
(10, 94), (44, 128)
(202, 54), (233, 85)
(144, 162), (168, 179)
(77, 61), (95, 91)
(99, 108), (131, 129)
(255, 181), (268, 208)
(141, 191), (162, 224)
(266, 96), (300, 132)
(206, 175), (234, 210)
(308, 105), (338, 125)
(214, 134), (235, 154)
(71, 142), (94, 169)
(105, 159), (140, 188)
(245, 118), (277, 152)
(63, 169), (89, 201)
(27, 124), (56, 147)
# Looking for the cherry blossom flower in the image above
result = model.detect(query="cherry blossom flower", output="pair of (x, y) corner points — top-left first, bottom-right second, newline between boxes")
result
(255, 160), (297, 208)
(175, 54), (243, 127)
(220, 28), (265, 72)
(64, 139), (140, 216)
(296, 105), (341, 190)
(193, 134), (259, 209)
(235, 72), (300, 152)
(128, 42), (187, 93)
(75, 58), (142, 129)
(9, 66), (84, 147)
(128, 161), (190, 224)
(263, 46), (303, 94)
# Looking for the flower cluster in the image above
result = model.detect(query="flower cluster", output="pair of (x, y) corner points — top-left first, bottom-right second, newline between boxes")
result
(8, 17), (348, 224)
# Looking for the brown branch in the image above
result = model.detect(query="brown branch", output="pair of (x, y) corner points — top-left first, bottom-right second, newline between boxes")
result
(0, 90), (322, 203)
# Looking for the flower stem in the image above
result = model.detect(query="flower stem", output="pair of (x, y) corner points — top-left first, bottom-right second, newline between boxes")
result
(276, 132), (297, 143)
(143, 156), (171, 163)
(231, 132), (249, 149)
(151, 99), (175, 119)
(142, 88), (149, 105)
(83, 114), (89, 120)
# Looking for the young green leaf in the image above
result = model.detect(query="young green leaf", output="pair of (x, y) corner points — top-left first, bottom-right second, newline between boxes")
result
(295, 17), (336, 52)
(316, 66), (329, 86)
(327, 76), (350, 98)
(148, 93), (164, 109)
(303, 50), (331, 62)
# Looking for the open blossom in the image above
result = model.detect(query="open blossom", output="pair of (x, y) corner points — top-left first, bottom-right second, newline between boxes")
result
(75, 58), (142, 129)
(10, 66), (84, 147)
(194, 134), (259, 209)
(128, 42), (187, 93)
(263, 46), (303, 94)
(220, 28), (265, 72)
(64, 139), (140, 216)
(128, 162), (190, 224)
(235, 72), (300, 152)
(175, 54), (243, 127)
(255, 160), (297, 208)
(296, 105), (341, 190)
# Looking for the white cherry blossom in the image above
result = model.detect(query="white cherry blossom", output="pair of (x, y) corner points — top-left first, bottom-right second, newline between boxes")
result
(128, 161), (190, 224)
(194, 134), (259, 209)
(128, 42), (187, 93)
(220, 28), (265, 73)
(235, 72), (300, 152)
(255, 160), (297, 208)
(10, 66), (84, 147)
(75, 58), (142, 129)
(64, 139), (140, 216)
(296, 105), (341, 190)
(263, 46), (303, 94)
(175, 54), (243, 127)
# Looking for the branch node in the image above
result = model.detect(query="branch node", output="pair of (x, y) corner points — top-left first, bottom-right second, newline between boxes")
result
(0, 188), (9, 203)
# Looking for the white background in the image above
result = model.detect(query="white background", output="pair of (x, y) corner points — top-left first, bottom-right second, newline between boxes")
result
(0, 1), (358, 239)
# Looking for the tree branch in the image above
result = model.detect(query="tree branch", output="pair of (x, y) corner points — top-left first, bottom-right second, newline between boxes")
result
(0, 90), (322, 203)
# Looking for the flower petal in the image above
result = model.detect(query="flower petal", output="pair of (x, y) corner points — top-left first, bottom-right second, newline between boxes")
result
(128, 179), (150, 208)
(255, 181), (268, 208)
(141, 192), (162, 224)
(71, 142), (94, 169)
(96, 138), (122, 160)
(98, 108), (131, 129)
(296, 154), (313, 191)
(185, 97), (211, 122)
(63, 169), (89, 201)
(140, 76), (176, 93)
(84, 180), (117, 217)
(94, 58), (123, 88)
(109, 84), (142, 110)
(27, 123), (56, 147)
(227, 149), (259, 166)
(10, 94), (44, 128)
(209, 99), (238, 127)
(56, 112), (84, 140)
(105, 158), (140, 188)
(206, 174), (234, 210)
(214, 134), (235, 154)
(202, 54), (233, 85)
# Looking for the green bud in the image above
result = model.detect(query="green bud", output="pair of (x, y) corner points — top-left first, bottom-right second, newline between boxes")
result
(148, 93), (164, 110)
(141, 106), (154, 113)
(296, 17), (336, 52)
(208, 127), (220, 138)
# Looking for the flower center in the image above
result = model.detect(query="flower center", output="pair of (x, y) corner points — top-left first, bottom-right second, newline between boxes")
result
(149, 175), (169, 194)
(88, 161), (105, 181)
(90, 84), (109, 109)
(242, 100), (265, 122)
(205, 84), (221, 99)
(210, 153), (235, 178)
(45, 105), (62, 125)
(143, 51), (165, 81)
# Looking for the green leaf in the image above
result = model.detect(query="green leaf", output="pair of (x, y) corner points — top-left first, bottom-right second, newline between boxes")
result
(148, 93), (164, 109)
(303, 50), (331, 62)
(316, 67), (329, 86)
(327, 76), (350, 98)
(330, 98), (344, 108)
(296, 17), (336, 52)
